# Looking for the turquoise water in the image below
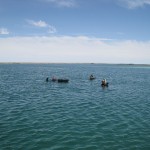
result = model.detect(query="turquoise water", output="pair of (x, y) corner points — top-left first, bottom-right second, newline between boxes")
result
(0, 64), (150, 150)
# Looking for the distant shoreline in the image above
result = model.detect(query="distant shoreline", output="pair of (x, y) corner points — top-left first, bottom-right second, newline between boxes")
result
(0, 62), (150, 66)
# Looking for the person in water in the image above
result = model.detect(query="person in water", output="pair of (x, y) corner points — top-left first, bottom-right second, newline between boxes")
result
(90, 74), (94, 78)
(46, 77), (49, 82)
(90, 74), (96, 80)
(52, 76), (57, 81)
(102, 79), (107, 85)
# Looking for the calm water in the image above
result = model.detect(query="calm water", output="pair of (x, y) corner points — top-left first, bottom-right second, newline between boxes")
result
(0, 64), (150, 150)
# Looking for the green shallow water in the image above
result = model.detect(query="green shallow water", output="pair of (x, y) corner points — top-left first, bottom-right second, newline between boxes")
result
(0, 64), (150, 150)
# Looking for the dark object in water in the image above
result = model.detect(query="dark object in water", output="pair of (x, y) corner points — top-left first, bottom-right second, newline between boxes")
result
(46, 77), (49, 82)
(57, 79), (69, 83)
(101, 82), (109, 87)
(89, 77), (96, 80)
(89, 74), (96, 80)
(51, 77), (69, 83)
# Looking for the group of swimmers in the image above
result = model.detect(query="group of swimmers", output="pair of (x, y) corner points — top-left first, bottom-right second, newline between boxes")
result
(46, 75), (109, 86)
(89, 74), (109, 86)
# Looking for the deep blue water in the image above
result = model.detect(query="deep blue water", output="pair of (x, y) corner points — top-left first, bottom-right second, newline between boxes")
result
(0, 64), (150, 150)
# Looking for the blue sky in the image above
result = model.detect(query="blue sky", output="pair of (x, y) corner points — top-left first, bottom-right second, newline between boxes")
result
(0, 0), (150, 63)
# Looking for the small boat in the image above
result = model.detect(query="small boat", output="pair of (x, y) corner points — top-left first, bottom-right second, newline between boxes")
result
(89, 77), (96, 80)
(57, 79), (69, 83)
(51, 77), (69, 83)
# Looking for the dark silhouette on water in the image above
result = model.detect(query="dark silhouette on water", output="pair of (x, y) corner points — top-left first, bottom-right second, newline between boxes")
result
(101, 79), (109, 87)
(51, 76), (69, 83)
(89, 74), (96, 80)
(46, 77), (49, 82)
(57, 79), (69, 83)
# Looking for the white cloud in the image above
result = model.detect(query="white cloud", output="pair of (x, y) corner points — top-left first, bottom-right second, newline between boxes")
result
(48, 26), (57, 33)
(27, 20), (48, 27)
(27, 20), (57, 33)
(0, 28), (9, 35)
(0, 36), (150, 64)
(43, 0), (76, 7)
(118, 0), (150, 9)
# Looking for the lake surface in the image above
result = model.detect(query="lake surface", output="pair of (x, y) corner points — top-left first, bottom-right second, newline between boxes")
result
(0, 64), (150, 150)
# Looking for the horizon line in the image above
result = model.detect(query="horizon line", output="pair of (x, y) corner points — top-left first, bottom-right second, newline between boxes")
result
(0, 62), (150, 66)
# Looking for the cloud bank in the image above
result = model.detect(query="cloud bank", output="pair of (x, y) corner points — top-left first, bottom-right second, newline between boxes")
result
(0, 36), (150, 64)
